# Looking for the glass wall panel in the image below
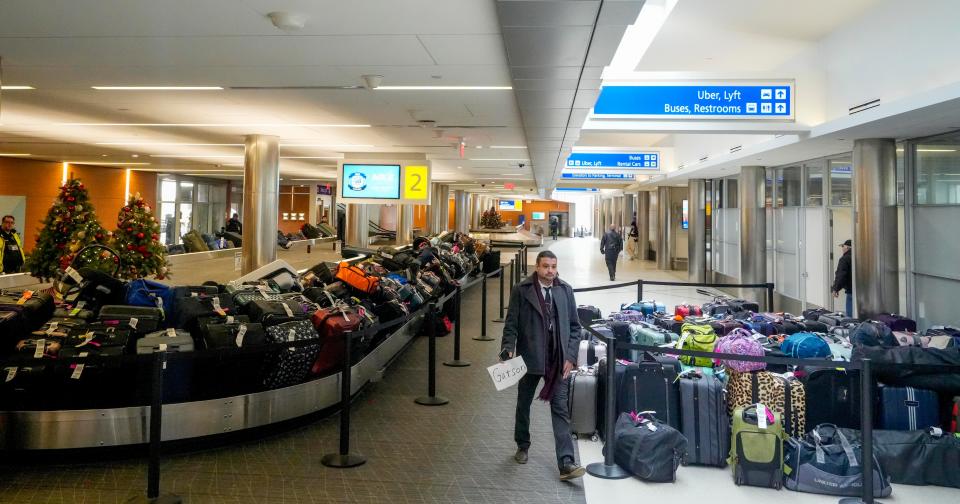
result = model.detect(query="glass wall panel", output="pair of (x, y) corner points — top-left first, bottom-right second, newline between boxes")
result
(775, 208), (799, 298)
(915, 141), (960, 204)
(776, 167), (802, 207)
(805, 162), (824, 206)
(829, 158), (853, 206)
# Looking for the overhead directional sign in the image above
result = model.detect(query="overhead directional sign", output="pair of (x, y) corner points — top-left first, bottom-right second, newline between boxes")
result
(593, 81), (794, 120)
(561, 172), (634, 180)
(566, 152), (659, 169)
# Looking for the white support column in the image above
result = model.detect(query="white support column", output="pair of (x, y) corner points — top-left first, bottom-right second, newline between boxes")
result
(241, 134), (279, 274)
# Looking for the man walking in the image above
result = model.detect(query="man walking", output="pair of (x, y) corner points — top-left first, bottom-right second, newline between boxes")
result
(600, 224), (622, 281)
(831, 239), (853, 316)
(500, 250), (585, 481)
(0, 215), (25, 274)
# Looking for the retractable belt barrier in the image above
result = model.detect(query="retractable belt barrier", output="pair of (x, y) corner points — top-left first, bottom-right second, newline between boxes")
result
(573, 278), (775, 312)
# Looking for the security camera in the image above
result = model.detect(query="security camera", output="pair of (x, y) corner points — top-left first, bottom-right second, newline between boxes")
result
(481, 184), (486, 188)
(361, 74), (383, 89)
(518, 163), (525, 169)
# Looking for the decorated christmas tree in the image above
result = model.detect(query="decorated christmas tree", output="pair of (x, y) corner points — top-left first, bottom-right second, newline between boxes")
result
(112, 193), (170, 279)
(26, 178), (110, 281)
(480, 206), (506, 229)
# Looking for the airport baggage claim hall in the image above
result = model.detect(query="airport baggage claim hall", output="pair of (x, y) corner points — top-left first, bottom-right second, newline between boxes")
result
(0, 1), (959, 503)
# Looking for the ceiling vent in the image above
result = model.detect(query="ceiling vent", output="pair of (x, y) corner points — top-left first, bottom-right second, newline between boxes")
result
(849, 98), (881, 115)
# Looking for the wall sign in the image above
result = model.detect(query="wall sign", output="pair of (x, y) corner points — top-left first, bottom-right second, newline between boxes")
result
(336, 161), (431, 204)
(403, 165), (429, 200)
(498, 199), (522, 211)
(566, 152), (659, 169)
(561, 172), (634, 180)
(593, 81), (794, 120)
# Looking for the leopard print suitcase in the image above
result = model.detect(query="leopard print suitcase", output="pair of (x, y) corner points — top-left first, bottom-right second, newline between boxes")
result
(726, 369), (806, 437)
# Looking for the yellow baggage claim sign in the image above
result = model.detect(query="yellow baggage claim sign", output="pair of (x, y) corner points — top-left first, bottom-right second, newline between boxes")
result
(336, 161), (432, 204)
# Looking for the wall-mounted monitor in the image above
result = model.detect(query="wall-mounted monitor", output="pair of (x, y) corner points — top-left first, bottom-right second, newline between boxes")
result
(340, 164), (401, 200)
(682, 199), (689, 230)
(499, 199), (522, 211)
(531, 211), (546, 220)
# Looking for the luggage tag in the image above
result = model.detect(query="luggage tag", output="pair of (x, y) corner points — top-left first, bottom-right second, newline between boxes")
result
(65, 267), (84, 284)
(287, 328), (297, 352)
(226, 315), (235, 324)
(45, 321), (59, 335)
(5, 367), (17, 383)
(34, 339), (46, 359)
(212, 297), (226, 317)
(75, 331), (96, 347)
(282, 303), (294, 318)
(154, 297), (165, 319)
(70, 363), (85, 380)
(235, 324), (247, 348)
(17, 290), (33, 305)
(167, 328), (177, 338)
(129, 318), (139, 330)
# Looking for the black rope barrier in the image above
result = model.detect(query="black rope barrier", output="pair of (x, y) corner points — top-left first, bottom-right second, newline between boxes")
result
(321, 328), (368, 469)
(414, 302), (449, 406)
(444, 286), (470, 367)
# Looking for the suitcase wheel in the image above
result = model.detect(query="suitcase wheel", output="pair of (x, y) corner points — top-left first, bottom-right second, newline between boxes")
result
(734, 466), (743, 486)
(591, 433), (599, 442)
(773, 480), (782, 490)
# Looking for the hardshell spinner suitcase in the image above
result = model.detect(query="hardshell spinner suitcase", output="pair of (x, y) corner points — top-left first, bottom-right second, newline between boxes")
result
(137, 328), (195, 353)
(679, 374), (729, 467)
(614, 355), (681, 430)
(230, 259), (300, 293)
(568, 367), (599, 440)
(310, 306), (366, 376)
(577, 338), (607, 367)
(136, 328), (195, 402)
(879, 386), (939, 430)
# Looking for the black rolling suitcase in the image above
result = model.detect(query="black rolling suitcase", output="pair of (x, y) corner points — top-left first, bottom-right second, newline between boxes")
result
(261, 320), (321, 389)
(0, 290), (55, 335)
(802, 368), (861, 429)
(679, 372), (729, 467)
(482, 250), (501, 274)
(599, 353), (680, 436)
(577, 305), (601, 326)
(98, 306), (163, 334)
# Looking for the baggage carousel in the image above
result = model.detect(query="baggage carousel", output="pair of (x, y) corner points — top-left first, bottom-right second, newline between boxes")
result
(468, 226), (543, 247)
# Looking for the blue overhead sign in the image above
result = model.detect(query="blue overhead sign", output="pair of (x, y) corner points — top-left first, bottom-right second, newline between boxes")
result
(593, 82), (794, 120)
(561, 172), (634, 180)
(555, 187), (600, 192)
(566, 152), (659, 169)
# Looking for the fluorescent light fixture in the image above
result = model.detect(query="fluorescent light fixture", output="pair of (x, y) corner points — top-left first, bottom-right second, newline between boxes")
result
(501, 173), (527, 176)
(59, 123), (371, 128)
(151, 155), (243, 159)
(918, 148), (957, 152)
(65, 161), (152, 165)
(489, 146), (528, 149)
(469, 158), (530, 162)
(280, 156), (343, 160)
(124, 169), (131, 200)
(0, 85), (34, 90)
(607, 0), (679, 71)
(91, 86), (224, 91)
(0, 153), (31, 156)
(96, 142), (243, 146)
(376, 86), (512, 90)
(62, 162), (69, 184)
(280, 144), (373, 148)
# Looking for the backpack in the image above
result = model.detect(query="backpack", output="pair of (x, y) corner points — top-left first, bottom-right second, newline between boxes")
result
(677, 323), (717, 367)
(715, 328), (766, 373)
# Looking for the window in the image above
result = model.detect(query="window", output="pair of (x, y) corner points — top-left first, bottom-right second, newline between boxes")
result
(829, 158), (853, 206)
(776, 167), (802, 207)
(805, 162), (824, 206)
(915, 135), (960, 205)
(724, 178), (739, 208)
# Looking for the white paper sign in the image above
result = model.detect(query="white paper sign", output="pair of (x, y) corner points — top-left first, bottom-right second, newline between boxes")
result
(486, 356), (527, 391)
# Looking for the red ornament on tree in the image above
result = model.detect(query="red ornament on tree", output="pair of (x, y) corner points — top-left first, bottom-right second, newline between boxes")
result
(137, 232), (145, 239)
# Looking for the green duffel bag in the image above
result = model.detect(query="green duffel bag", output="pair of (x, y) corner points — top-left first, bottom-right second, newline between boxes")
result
(182, 229), (209, 253)
(317, 223), (337, 237)
(677, 322), (717, 367)
(629, 322), (674, 346)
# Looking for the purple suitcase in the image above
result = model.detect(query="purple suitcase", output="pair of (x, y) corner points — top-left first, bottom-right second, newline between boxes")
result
(874, 314), (917, 333)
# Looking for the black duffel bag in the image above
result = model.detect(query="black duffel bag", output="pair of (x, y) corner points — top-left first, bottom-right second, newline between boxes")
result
(838, 427), (960, 489)
(605, 412), (687, 482)
(852, 344), (960, 393)
(784, 424), (891, 497)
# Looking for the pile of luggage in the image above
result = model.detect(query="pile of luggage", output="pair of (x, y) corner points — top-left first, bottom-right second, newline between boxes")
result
(0, 234), (493, 410)
(570, 296), (960, 492)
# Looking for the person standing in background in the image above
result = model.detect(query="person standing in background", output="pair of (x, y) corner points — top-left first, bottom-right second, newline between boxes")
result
(831, 239), (853, 316)
(0, 215), (25, 274)
(600, 224), (622, 281)
(626, 220), (639, 260)
(225, 213), (242, 234)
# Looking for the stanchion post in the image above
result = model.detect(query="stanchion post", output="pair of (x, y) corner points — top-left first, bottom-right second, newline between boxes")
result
(766, 283), (775, 312)
(474, 274), (495, 341)
(492, 266), (506, 323)
(509, 259), (515, 293)
(840, 358), (874, 504)
(322, 330), (367, 468)
(586, 335), (629, 480)
(128, 352), (182, 504)
(636, 279), (643, 303)
(444, 286), (471, 365)
(415, 303), (449, 406)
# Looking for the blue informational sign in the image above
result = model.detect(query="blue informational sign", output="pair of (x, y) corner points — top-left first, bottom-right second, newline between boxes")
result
(555, 187), (600, 192)
(566, 152), (659, 169)
(561, 172), (634, 180)
(340, 164), (401, 199)
(498, 200), (519, 211)
(593, 83), (793, 119)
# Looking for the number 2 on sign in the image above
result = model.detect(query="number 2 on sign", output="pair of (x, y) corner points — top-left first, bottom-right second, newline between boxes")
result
(403, 165), (429, 200)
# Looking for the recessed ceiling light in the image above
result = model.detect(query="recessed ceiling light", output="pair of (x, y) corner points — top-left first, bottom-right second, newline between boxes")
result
(280, 156), (343, 159)
(101, 154), (108, 157)
(62, 123), (371, 128)
(0, 86), (34, 90)
(489, 146), (528, 149)
(469, 158), (530, 162)
(151, 155), (243, 159)
(375, 86), (512, 91)
(96, 142), (243, 146)
(131, 154), (139, 158)
(456, 166), (462, 169)
(0, 153), (31, 157)
(91, 86), (224, 91)
(475, 146), (483, 149)
(280, 144), (373, 148)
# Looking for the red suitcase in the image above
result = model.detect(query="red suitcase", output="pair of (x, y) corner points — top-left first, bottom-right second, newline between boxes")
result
(675, 304), (702, 318)
(310, 305), (369, 375)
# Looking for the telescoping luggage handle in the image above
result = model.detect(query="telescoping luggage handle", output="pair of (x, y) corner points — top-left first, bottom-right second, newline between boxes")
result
(55, 244), (122, 299)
